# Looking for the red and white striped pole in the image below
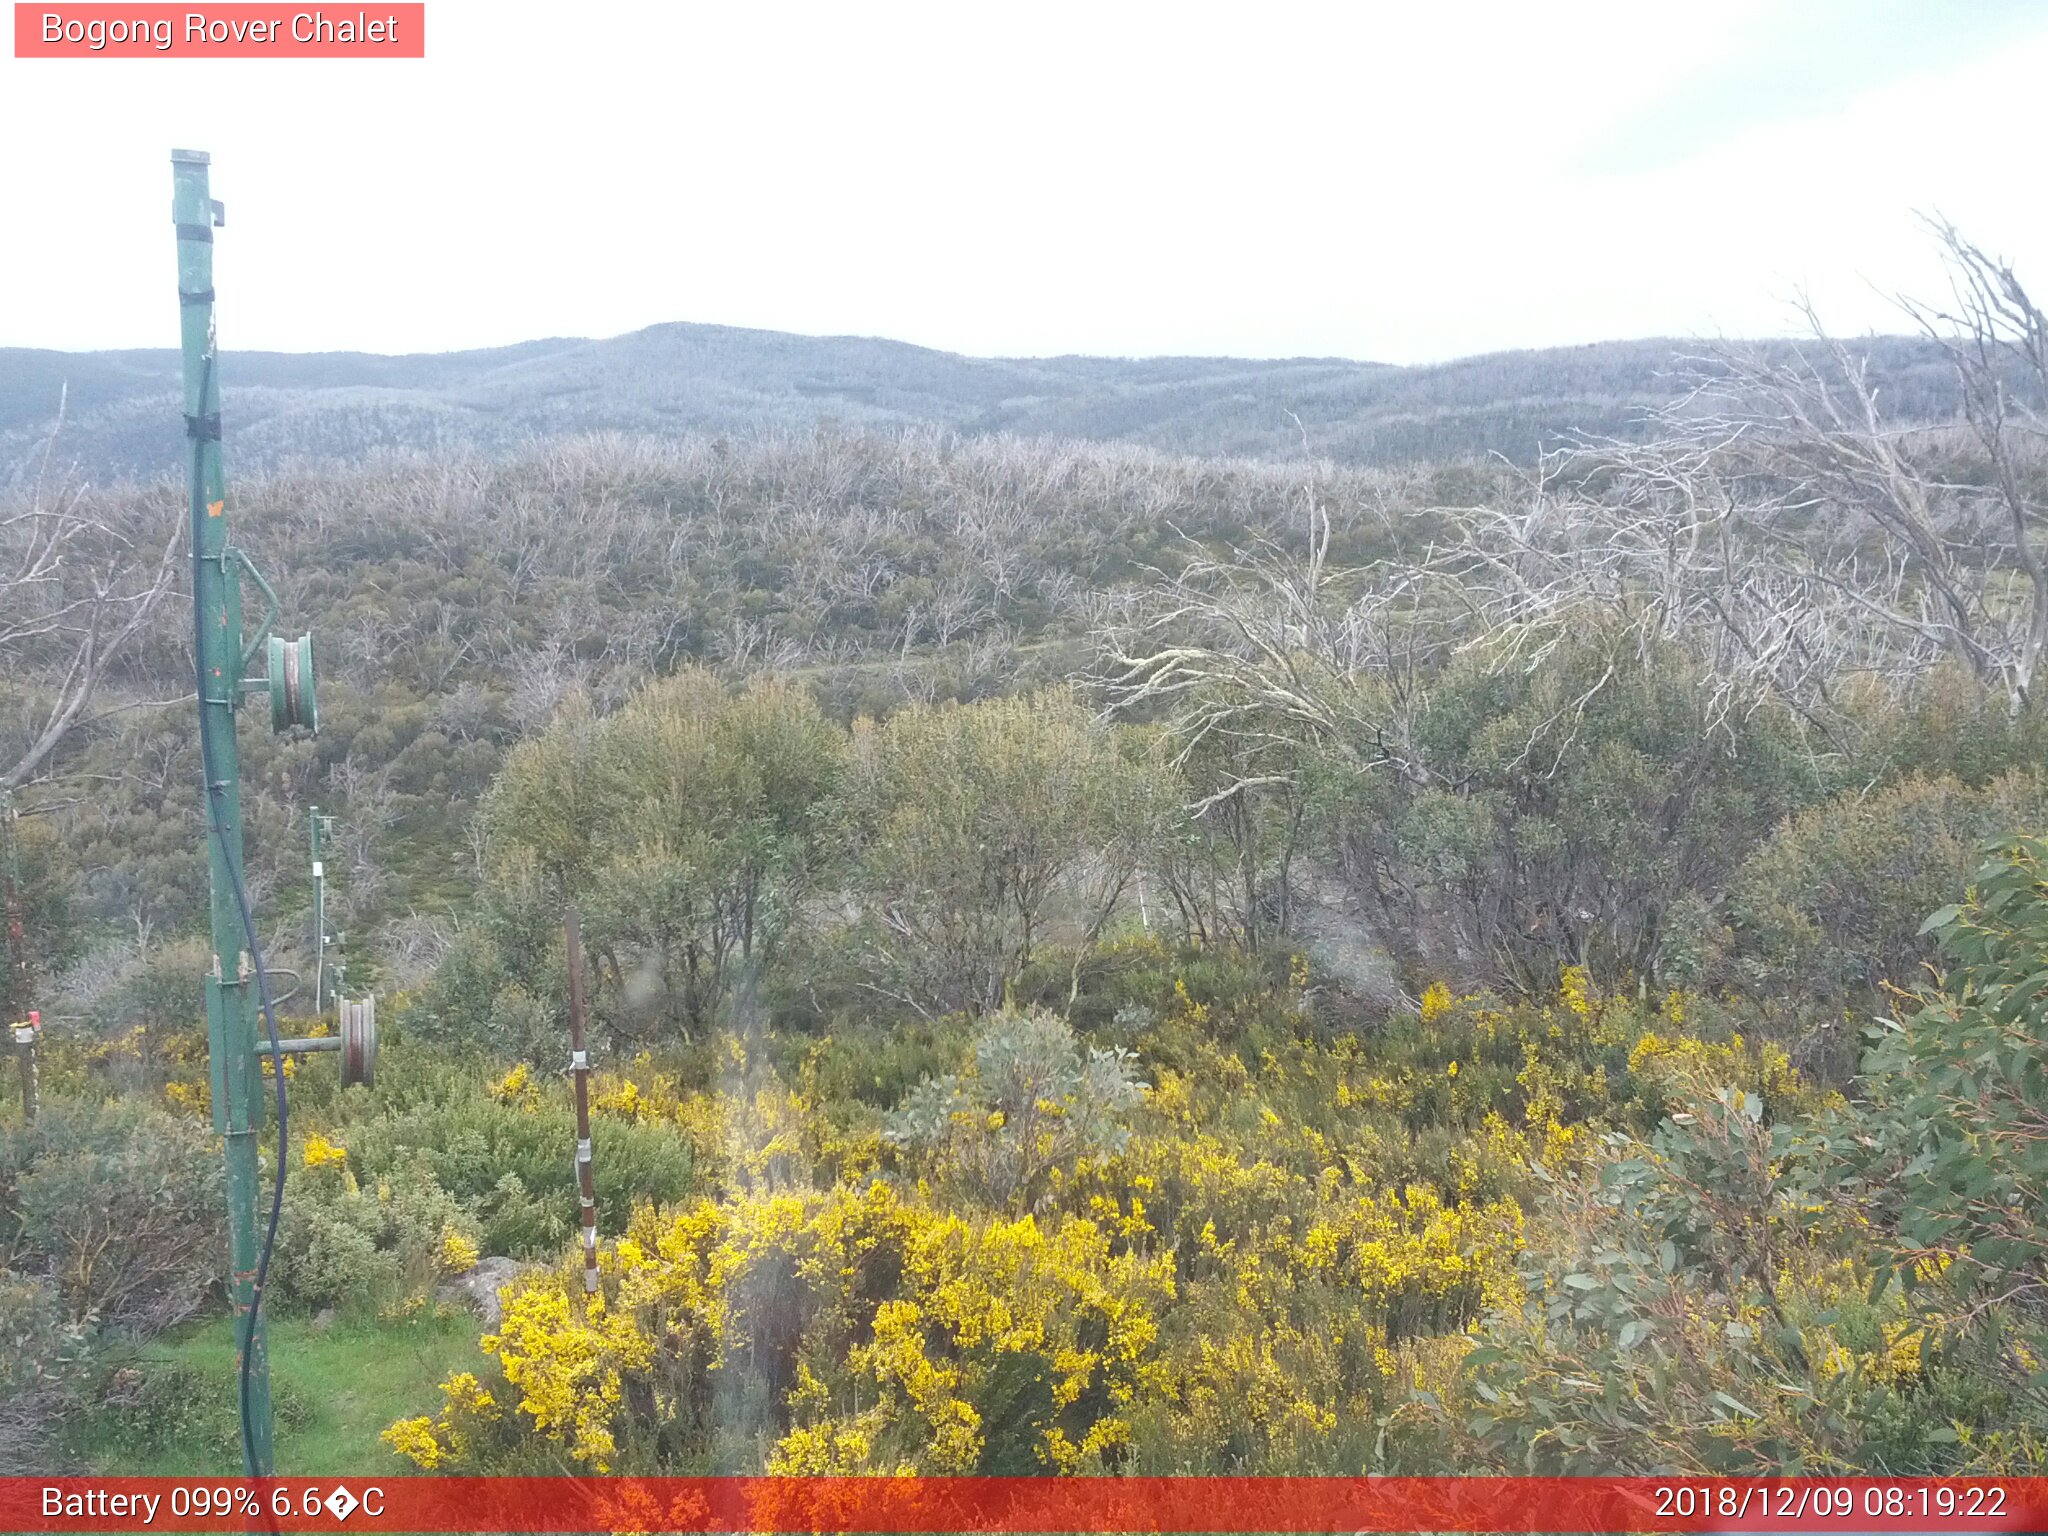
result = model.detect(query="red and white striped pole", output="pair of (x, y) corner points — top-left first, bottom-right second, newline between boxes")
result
(11, 1010), (37, 1123)
(565, 906), (600, 1297)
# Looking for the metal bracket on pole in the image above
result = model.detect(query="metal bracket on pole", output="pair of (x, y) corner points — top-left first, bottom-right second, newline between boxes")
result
(231, 548), (279, 685)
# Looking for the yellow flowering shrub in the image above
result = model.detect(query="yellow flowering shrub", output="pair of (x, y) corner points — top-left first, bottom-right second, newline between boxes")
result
(1628, 1030), (1805, 1112)
(1558, 964), (1595, 1019)
(485, 1281), (657, 1469)
(381, 1370), (502, 1471)
(163, 1078), (210, 1117)
(440, 1226), (481, 1275)
(392, 1074), (1532, 1475)
(383, 950), (1976, 1479)
(592, 1077), (642, 1120)
(303, 1133), (350, 1170)
(380, 1414), (447, 1470)
(393, 1177), (1184, 1475)
(489, 1062), (540, 1109)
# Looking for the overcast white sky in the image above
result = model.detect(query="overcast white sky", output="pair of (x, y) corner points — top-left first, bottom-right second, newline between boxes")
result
(4, 0), (2046, 364)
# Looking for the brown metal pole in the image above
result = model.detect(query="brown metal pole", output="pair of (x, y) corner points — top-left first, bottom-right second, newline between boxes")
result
(3, 792), (34, 1123)
(565, 906), (600, 1297)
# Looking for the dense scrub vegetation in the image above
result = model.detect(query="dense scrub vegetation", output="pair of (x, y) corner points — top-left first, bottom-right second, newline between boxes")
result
(6, 232), (2048, 1475)
(14, 421), (2047, 1023)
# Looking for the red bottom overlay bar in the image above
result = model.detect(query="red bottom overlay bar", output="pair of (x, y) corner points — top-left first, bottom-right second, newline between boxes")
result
(5, 1477), (2046, 1533)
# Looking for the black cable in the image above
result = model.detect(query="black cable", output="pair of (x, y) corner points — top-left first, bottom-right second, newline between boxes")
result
(189, 354), (289, 1480)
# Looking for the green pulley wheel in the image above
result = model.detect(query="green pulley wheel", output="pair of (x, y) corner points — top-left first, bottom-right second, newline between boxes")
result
(267, 632), (318, 733)
(338, 996), (376, 1089)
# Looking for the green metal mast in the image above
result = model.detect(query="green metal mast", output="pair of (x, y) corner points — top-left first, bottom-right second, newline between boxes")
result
(173, 148), (274, 1476)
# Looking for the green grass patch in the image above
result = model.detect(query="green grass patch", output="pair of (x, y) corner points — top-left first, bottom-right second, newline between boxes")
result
(65, 1306), (484, 1477)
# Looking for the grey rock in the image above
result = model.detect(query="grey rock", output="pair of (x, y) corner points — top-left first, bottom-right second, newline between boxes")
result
(1289, 867), (1404, 1011)
(435, 1256), (521, 1329)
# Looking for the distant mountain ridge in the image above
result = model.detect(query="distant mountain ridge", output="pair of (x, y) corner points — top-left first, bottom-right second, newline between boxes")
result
(0, 321), (1967, 481)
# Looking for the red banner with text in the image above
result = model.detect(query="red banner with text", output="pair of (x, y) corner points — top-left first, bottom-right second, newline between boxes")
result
(5, 1476), (2048, 1533)
(13, 4), (423, 57)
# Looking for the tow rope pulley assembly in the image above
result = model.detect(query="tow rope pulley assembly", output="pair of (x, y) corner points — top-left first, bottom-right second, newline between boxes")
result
(255, 996), (377, 1089)
(268, 631), (318, 732)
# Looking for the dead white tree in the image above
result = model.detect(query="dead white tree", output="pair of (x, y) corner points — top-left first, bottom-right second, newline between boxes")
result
(1411, 432), (1887, 753)
(1092, 223), (2047, 969)
(2, 401), (185, 790)
(1897, 216), (2048, 709)
(1093, 459), (1450, 802)
(1362, 221), (2048, 745)
(1588, 221), (2048, 720)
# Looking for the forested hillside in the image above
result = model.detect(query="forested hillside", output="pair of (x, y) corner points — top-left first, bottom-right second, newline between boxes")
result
(6, 226), (2048, 1482)
(0, 324), (1971, 480)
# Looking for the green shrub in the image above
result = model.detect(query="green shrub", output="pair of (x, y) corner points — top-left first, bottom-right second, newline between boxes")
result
(796, 1017), (968, 1111)
(338, 1062), (692, 1255)
(885, 1005), (1144, 1211)
(1321, 630), (1813, 992)
(1442, 1076), (1982, 1475)
(84, 937), (212, 1054)
(841, 689), (1165, 1015)
(1728, 771), (2048, 998)
(0, 1099), (224, 1333)
(431, 672), (847, 1052)
(1847, 833), (2048, 1304)
(270, 1155), (475, 1318)
(86, 1359), (312, 1463)
(1864, 663), (2048, 789)
(0, 1273), (92, 1472)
